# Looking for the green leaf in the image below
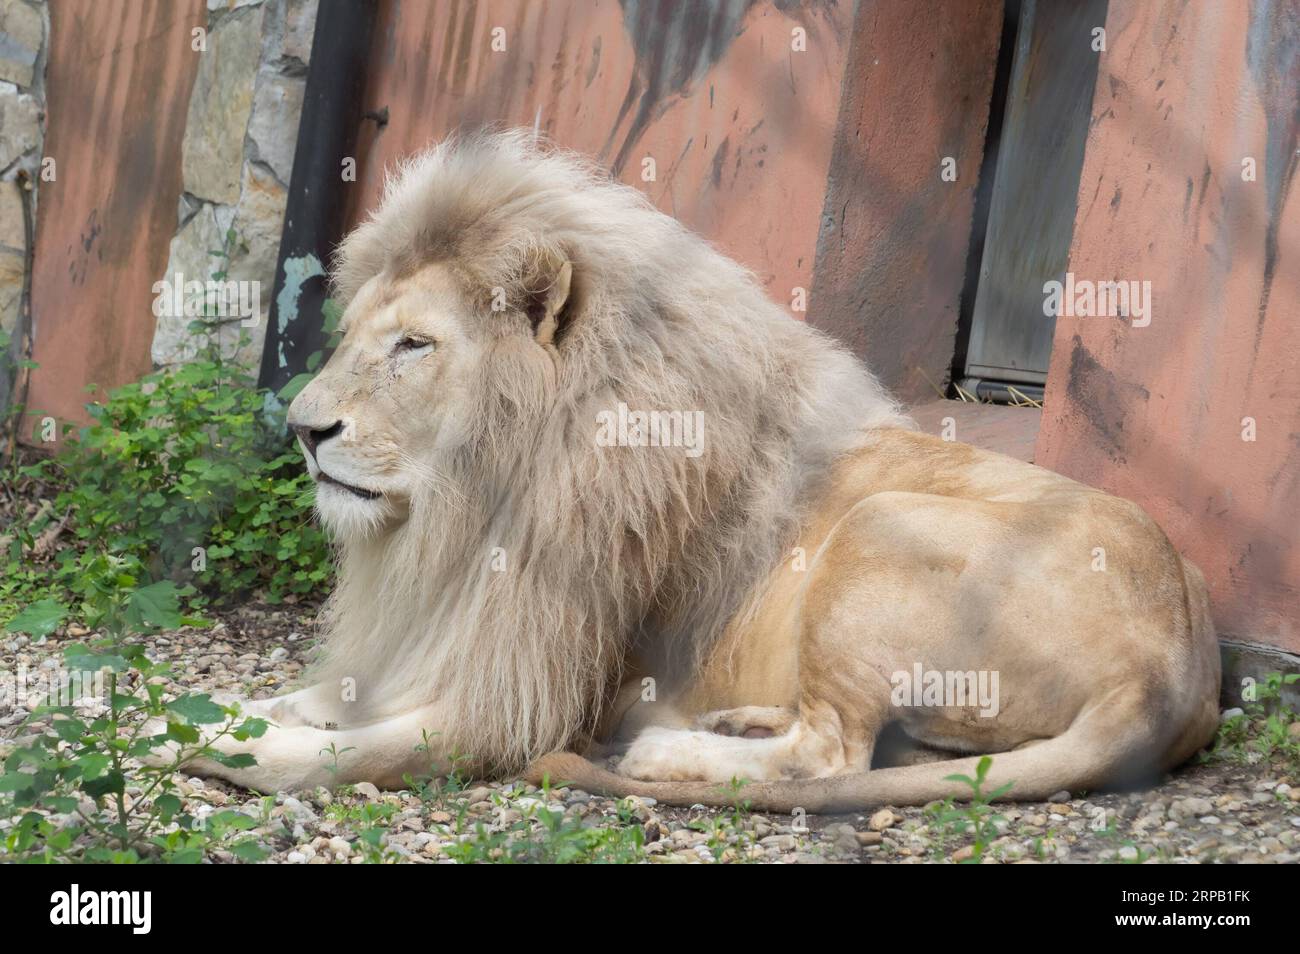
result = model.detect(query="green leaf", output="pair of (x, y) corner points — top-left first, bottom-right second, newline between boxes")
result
(208, 752), (256, 769)
(166, 693), (227, 725)
(126, 581), (182, 631)
(4, 599), (68, 638)
(154, 793), (182, 823)
(52, 718), (88, 744)
(276, 372), (315, 403)
(229, 839), (270, 862)
(0, 772), (36, 793)
(166, 722), (201, 745)
(82, 769), (126, 799)
(232, 717), (269, 740)
(63, 645), (130, 674)
(211, 810), (258, 831)
(76, 752), (112, 780)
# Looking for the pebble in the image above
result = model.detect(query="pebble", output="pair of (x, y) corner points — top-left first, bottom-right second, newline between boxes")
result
(868, 808), (898, 831)
(4, 594), (1296, 866)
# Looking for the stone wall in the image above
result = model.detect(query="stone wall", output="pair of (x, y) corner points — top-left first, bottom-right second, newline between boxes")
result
(150, 0), (318, 368)
(0, 0), (46, 346)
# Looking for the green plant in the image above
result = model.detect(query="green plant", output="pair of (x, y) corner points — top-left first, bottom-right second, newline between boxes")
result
(687, 776), (754, 862)
(0, 236), (338, 625)
(1, 348), (331, 618)
(0, 571), (271, 863)
(319, 741), (357, 779)
(442, 773), (645, 864)
(323, 795), (400, 863)
(403, 730), (473, 811)
(445, 800), (645, 864)
(1208, 671), (1300, 769)
(929, 755), (1013, 863)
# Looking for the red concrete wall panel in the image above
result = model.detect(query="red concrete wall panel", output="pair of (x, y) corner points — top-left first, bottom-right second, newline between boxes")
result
(25, 0), (206, 432)
(347, 0), (853, 305)
(807, 0), (1004, 403)
(1035, 1), (1300, 652)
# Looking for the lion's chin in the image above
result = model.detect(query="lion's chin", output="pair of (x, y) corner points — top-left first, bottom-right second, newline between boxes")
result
(314, 481), (403, 540)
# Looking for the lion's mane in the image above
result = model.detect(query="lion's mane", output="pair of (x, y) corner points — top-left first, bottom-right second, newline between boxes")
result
(316, 130), (907, 772)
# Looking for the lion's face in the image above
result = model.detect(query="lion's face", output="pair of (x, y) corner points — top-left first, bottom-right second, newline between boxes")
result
(286, 265), (489, 537)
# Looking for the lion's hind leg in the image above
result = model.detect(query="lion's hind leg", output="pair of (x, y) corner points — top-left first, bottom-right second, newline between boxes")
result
(694, 705), (797, 739)
(617, 700), (868, 784)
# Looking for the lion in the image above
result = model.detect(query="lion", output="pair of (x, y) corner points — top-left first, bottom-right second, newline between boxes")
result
(185, 130), (1220, 812)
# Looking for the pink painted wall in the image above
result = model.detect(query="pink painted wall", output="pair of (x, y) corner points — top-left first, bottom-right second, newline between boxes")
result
(1036, 0), (1300, 653)
(347, 0), (855, 308)
(26, 0), (206, 431)
(809, 0), (1003, 404)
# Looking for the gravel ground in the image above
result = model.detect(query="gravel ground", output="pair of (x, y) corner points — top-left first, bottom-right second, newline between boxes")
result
(4, 602), (1299, 864)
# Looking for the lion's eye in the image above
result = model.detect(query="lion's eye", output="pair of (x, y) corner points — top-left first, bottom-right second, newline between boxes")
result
(394, 335), (434, 354)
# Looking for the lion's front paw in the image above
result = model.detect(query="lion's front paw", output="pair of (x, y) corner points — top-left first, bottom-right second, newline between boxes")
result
(616, 728), (711, 782)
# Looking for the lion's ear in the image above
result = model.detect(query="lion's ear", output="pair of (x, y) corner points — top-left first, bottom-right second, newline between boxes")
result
(523, 249), (573, 348)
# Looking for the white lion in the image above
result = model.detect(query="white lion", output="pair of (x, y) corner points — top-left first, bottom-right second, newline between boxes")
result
(186, 130), (1220, 811)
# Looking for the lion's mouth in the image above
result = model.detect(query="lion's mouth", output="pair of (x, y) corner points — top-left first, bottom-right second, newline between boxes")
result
(317, 470), (382, 500)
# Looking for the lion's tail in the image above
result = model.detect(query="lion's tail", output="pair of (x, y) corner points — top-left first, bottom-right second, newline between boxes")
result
(524, 710), (1153, 814)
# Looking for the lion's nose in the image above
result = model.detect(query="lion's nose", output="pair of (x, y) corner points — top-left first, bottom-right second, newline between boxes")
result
(292, 420), (344, 459)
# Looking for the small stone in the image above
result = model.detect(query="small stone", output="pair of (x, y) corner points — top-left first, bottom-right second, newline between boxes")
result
(1220, 707), (1244, 722)
(620, 795), (652, 821)
(269, 647), (290, 663)
(1176, 797), (1214, 818)
(952, 845), (975, 863)
(833, 832), (860, 852)
(182, 5), (264, 204)
(279, 795), (316, 822)
(855, 831), (883, 847)
(1118, 845), (1139, 861)
(327, 836), (352, 858)
(0, 83), (38, 170)
(352, 782), (381, 800)
(247, 71), (305, 185)
(868, 808), (898, 831)
(1048, 790), (1071, 803)
(0, 0), (43, 87)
